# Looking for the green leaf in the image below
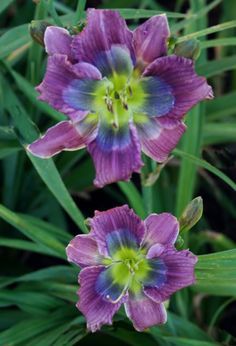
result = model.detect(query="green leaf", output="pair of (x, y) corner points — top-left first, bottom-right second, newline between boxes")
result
(200, 37), (236, 49)
(0, 0), (14, 14)
(0, 204), (66, 258)
(0, 24), (30, 60)
(203, 123), (236, 145)
(117, 181), (146, 219)
(195, 249), (236, 296)
(177, 20), (236, 43)
(206, 91), (236, 120)
(0, 290), (62, 313)
(2, 78), (87, 233)
(0, 142), (21, 159)
(0, 237), (56, 257)
(197, 55), (236, 77)
(116, 8), (187, 19)
(174, 149), (236, 191)
(0, 307), (75, 345)
(9, 68), (65, 121)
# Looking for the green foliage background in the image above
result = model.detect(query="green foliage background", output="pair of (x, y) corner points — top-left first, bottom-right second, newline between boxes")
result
(0, 0), (236, 345)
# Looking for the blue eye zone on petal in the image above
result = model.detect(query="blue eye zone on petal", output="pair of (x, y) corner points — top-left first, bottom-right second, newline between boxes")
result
(63, 79), (102, 111)
(95, 45), (134, 77)
(96, 125), (131, 152)
(143, 258), (167, 288)
(106, 229), (139, 258)
(137, 77), (175, 117)
(95, 263), (130, 302)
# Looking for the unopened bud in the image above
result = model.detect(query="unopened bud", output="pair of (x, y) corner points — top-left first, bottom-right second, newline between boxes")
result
(179, 197), (203, 233)
(174, 39), (200, 60)
(29, 20), (51, 46)
(175, 235), (184, 249)
(67, 20), (86, 35)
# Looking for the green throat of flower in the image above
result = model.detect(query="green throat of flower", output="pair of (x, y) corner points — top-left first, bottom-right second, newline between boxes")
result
(93, 71), (145, 130)
(103, 246), (150, 299)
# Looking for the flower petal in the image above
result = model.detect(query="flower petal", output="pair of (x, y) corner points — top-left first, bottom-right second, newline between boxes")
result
(137, 117), (186, 162)
(88, 123), (143, 187)
(95, 263), (130, 302)
(78, 266), (125, 332)
(88, 205), (145, 257)
(27, 120), (96, 158)
(125, 295), (167, 331)
(136, 76), (175, 117)
(143, 55), (213, 119)
(44, 26), (72, 58)
(106, 229), (139, 258)
(36, 54), (101, 121)
(144, 246), (198, 303)
(71, 9), (134, 68)
(93, 45), (134, 77)
(66, 234), (102, 268)
(133, 14), (170, 68)
(142, 213), (179, 249)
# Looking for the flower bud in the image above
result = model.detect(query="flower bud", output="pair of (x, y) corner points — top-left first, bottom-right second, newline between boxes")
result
(179, 196), (203, 233)
(174, 39), (200, 60)
(29, 20), (51, 46)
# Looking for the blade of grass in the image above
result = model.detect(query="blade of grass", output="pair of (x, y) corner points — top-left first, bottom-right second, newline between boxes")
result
(117, 181), (146, 219)
(177, 20), (236, 43)
(174, 149), (236, 191)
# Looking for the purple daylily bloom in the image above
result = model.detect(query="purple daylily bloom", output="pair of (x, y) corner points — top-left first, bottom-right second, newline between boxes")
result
(66, 205), (198, 332)
(28, 9), (213, 187)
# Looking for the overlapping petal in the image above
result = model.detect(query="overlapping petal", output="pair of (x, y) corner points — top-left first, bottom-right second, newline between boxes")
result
(88, 123), (143, 187)
(136, 117), (186, 162)
(143, 213), (179, 250)
(144, 246), (198, 303)
(44, 26), (73, 59)
(71, 9), (135, 70)
(66, 235), (102, 268)
(88, 205), (145, 257)
(143, 55), (213, 119)
(125, 294), (167, 331)
(78, 266), (125, 332)
(27, 119), (97, 158)
(133, 14), (170, 68)
(36, 54), (101, 121)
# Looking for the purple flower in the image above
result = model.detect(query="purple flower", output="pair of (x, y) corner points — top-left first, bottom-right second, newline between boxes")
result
(66, 205), (197, 332)
(28, 9), (213, 187)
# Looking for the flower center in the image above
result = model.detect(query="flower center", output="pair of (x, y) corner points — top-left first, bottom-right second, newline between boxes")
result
(93, 72), (145, 130)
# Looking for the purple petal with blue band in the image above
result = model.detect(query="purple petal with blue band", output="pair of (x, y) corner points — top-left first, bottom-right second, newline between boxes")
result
(133, 14), (170, 69)
(137, 117), (186, 162)
(66, 234), (102, 268)
(142, 258), (167, 288)
(88, 123), (143, 187)
(27, 121), (91, 158)
(44, 26), (73, 60)
(143, 55), (213, 119)
(89, 205), (145, 257)
(95, 264), (129, 302)
(106, 229), (139, 257)
(36, 54), (101, 121)
(144, 246), (198, 303)
(71, 9), (135, 68)
(137, 76), (175, 117)
(78, 266), (126, 332)
(94, 45), (134, 77)
(125, 295), (167, 331)
(63, 79), (102, 112)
